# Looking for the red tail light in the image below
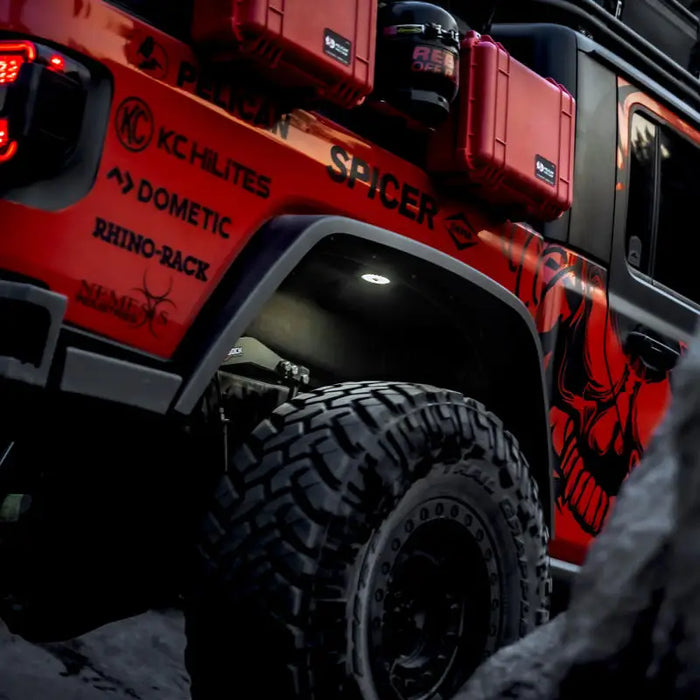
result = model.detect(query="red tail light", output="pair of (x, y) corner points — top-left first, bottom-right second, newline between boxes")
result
(48, 55), (64, 71)
(0, 118), (9, 148)
(0, 42), (36, 85)
(0, 115), (16, 161)
(0, 39), (85, 171)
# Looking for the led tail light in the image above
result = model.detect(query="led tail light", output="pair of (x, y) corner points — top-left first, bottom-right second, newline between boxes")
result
(0, 38), (86, 171)
(0, 42), (36, 161)
(0, 42), (36, 85)
(0, 117), (16, 162)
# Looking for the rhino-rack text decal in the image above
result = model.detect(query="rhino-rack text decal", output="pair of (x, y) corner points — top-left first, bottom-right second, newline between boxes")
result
(106, 167), (232, 239)
(327, 145), (438, 229)
(92, 217), (210, 282)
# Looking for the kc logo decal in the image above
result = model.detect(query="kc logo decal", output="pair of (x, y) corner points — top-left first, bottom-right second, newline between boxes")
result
(114, 96), (154, 153)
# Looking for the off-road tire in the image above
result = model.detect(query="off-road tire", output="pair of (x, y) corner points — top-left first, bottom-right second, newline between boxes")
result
(185, 381), (550, 699)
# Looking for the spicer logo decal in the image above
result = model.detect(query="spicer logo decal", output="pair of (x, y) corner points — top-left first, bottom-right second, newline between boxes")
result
(444, 212), (479, 250)
(92, 217), (210, 282)
(114, 96), (154, 153)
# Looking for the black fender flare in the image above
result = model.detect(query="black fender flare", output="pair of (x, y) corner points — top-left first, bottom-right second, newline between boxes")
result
(172, 215), (555, 529)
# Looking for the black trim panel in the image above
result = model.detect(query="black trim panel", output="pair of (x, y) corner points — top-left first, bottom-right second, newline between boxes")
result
(60, 347), (182, 413)
(0, 281), (66, 387)
(497, 0), (700, 115)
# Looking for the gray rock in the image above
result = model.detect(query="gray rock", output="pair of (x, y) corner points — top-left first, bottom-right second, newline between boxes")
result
(0, 609), (190, 699)
(456, 331), (700, 699)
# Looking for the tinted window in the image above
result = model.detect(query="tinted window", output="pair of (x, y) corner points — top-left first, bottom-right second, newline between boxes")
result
(625, 110), (700, 305)
(655, 127), (700, 304)
(626, 112), (656, 273)
(107, 1), (193, 39)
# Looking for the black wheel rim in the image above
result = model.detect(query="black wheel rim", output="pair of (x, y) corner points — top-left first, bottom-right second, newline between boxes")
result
(367, 496), (500, 700)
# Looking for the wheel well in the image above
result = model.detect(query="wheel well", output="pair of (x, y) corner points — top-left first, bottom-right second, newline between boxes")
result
(241, 233), (554, 527)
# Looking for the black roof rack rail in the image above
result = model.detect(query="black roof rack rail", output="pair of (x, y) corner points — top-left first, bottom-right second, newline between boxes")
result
(495, 0), (700, 112)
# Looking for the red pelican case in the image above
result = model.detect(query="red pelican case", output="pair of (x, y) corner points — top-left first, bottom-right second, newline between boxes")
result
(191, 0), (377, 107)
(429, 31), (576, 222)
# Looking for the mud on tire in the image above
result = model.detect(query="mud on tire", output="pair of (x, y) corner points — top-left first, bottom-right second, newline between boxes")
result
(185, 381), (550, 699)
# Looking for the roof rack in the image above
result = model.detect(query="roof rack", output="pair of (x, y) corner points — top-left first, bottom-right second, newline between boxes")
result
(494, 0), (700, 111)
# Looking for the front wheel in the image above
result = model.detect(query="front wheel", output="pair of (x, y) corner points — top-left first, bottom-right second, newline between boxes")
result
(185, 381), (550, 699)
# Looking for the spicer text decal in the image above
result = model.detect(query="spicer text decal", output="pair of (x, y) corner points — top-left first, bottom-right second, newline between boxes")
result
(92, 217), (210, 282)
(327, 145), (438, 229)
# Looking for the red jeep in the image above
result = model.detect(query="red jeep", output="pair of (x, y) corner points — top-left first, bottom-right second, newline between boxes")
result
(0, 0), (697, 697)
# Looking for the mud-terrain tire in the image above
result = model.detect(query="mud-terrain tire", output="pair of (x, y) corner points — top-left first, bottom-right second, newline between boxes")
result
(185, 381), (550, 699)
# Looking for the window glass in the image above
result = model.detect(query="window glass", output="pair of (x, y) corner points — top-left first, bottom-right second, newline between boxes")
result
(654, 127), (700, 304)
(626, 112), (657, 273)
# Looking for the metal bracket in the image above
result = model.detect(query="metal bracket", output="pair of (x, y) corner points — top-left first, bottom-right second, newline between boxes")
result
(220, 337), (311, 389)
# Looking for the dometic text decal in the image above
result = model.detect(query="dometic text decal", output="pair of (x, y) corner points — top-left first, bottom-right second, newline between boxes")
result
(327, 145), (438, 230)
(176, 61), (291, 139)
(75, 273), (174, 338)
(114, 96), (154, 152)
(157, 126), (271, 199)
(106, 167), (232, 239)
(92, 217), (210, 282)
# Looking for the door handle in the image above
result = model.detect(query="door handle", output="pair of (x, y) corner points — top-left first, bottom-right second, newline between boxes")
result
(624, 330), (680, 373)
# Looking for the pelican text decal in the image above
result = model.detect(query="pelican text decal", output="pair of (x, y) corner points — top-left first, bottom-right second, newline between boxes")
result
(176, 61), (291, 139)
(326, 145), (439, 229)
(92, 217), (210, 282)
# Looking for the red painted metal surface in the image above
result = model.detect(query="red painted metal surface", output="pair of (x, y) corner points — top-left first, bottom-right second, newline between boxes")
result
(0, 2), (689, 564)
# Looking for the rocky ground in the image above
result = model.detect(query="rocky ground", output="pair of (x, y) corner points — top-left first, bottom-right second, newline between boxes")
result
(0, 609), (190, 700)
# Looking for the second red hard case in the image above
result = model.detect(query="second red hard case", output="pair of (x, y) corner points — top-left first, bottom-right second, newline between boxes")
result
(429, 32), (576, 222)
